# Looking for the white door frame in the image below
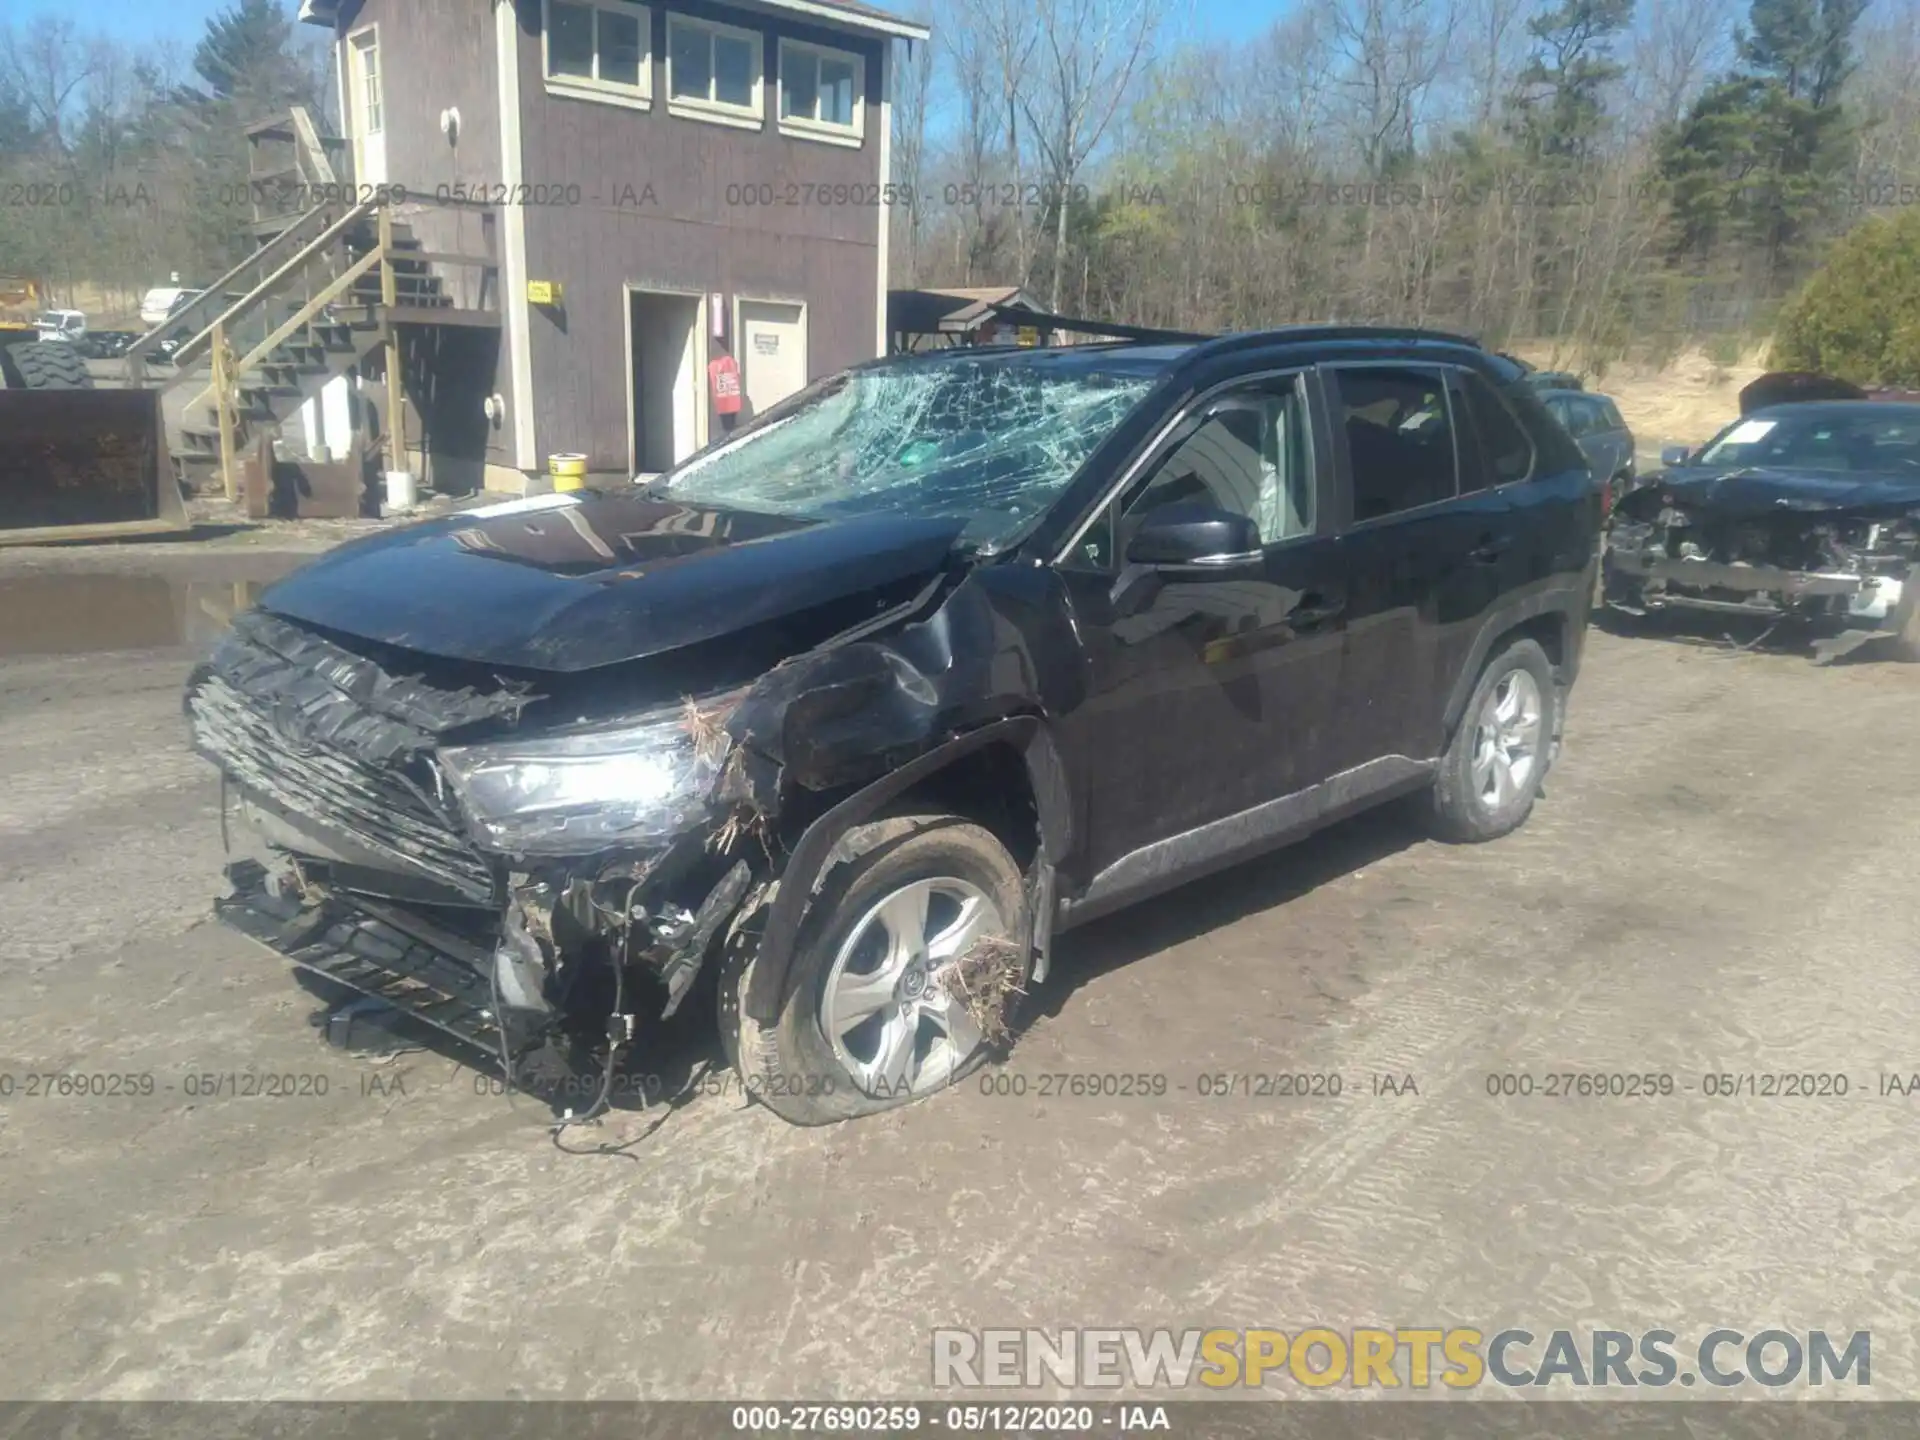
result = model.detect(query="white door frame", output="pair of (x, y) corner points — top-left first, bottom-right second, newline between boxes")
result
(623, 283), (711, 475)
(347, 26), (387, 186)
(731, 294), (810, 417)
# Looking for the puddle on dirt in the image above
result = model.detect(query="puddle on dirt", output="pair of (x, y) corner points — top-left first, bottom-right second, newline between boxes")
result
(0, 567), (301, 658)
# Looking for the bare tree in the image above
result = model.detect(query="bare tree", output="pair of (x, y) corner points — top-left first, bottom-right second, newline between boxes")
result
(983, 0), (1042, 287)
(1246, 2), (1341, 156)
(1624, 0), (1740, 130)
(1453, 0), (1534, 130)
(940, 0), (1029, 283)
(890, 20), (935, 284)
(1848, 1), (1920, 200)
(1329, 0), (1459, 174)
(1017, 0), (1167, 309)
(1, 17), (96, 152)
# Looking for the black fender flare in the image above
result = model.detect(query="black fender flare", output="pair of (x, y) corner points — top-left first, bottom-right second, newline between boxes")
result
(1441, 580), (1589, 737)
(742, 716), (1071, 1025)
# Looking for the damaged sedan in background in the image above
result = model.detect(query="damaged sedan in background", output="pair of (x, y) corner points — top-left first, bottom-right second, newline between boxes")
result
(1604, 385), (1920, 662)
(187, 327), (1599, 1128)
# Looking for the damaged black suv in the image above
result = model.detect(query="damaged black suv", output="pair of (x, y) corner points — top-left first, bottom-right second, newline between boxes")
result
(1605, 397), (1920, 662)
(188, 327), (1600, 1125)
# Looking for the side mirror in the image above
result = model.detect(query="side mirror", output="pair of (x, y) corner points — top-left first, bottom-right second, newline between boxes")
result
(1660, 444), (1692, 468)
(1125, 503), (1262, 569)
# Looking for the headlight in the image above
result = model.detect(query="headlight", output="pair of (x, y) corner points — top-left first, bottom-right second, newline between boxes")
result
(438, 695), (740, 854)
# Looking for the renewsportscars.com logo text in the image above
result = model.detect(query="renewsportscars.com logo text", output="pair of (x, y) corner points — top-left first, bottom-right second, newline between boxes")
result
(931, 1328), (1871, 1391)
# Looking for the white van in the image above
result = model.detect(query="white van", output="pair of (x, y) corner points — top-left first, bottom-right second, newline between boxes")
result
(35, 309), (87, 343)
(139, 286), (202, 328)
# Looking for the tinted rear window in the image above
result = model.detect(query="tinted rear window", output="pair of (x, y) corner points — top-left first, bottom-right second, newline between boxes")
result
(1334, 367), (1459, 519)
(1461, 372), (1536, 485)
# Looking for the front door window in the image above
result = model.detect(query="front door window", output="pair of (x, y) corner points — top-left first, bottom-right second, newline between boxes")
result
(1119, 382), (1315, 552)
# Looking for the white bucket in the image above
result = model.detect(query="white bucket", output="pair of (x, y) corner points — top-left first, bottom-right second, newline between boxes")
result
(384, 470), (418, 513)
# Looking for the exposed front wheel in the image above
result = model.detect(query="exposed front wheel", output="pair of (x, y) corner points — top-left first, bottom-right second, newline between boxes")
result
(724, 814), (1031, 1125)
(1431, 638), (1559, 843)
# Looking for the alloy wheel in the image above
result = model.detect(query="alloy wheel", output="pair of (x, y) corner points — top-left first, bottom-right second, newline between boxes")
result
(821, 877), (1005, 1097)
(1471, 669), (1544, 813)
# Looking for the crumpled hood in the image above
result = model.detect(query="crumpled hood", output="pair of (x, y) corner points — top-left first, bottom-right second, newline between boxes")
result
(256, 489), (967, 673)
(1622, 466), (1920, 523)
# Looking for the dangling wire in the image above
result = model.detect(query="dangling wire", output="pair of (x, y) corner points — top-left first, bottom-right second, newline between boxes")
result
(549, 879), (646, 1139)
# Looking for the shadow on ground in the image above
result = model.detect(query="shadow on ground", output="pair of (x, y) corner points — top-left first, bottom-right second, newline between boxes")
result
(1034, 797), (1425, 1020)
(285, 797), (1430, 1141)
(1593, 602), (1913, 666)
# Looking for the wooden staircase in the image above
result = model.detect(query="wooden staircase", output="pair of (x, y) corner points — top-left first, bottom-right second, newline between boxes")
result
(123, 108), (500, 501)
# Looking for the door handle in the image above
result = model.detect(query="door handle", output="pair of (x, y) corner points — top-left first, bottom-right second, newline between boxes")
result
(1292, 592), (1345, 626)
(1469, 533), (1512, 564)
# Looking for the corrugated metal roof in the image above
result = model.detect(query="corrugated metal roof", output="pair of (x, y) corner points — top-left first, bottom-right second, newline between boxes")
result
(888, 287), (1036, 335)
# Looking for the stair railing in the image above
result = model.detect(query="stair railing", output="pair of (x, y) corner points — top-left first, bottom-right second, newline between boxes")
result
(192, 225), (390, 500)
(159, 142), (502, 499)
(289, 106), (339, 188)
(120, 200), (340, 389)
(173, 198), (379, 381)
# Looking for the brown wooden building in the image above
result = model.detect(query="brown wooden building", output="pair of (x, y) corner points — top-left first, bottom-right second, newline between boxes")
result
(298, 0), (927, 490)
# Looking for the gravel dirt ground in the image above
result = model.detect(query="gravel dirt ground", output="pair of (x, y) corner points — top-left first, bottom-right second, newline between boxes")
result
(2, 540), (1918, 1402)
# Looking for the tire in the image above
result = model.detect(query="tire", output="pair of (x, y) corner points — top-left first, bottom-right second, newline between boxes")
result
(1431, 638), (1559, 843)
(723, 813), (1031, 1126)
(0, 340), (94, 390)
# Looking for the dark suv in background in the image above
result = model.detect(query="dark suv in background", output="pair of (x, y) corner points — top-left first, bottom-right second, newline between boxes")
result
(189, 327), (1602, 1127)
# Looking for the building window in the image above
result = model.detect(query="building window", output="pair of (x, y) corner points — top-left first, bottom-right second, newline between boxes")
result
(667, 14), (763, 127)
(544, 0), (651, 107)
(351, 30), (383, 134)
(777, 38), (863, 144)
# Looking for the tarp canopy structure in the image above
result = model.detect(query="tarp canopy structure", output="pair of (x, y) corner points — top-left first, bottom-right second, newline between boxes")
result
(886, 290), (1214, 354)
(887, 288), (1038, 352)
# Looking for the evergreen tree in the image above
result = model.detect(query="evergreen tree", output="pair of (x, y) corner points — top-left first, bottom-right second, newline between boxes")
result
(0, 75), (37, 156)
(1660, 77), (1767, 258)
(191, 0), (315, 112)
(1660, 0), (1866, 284)
(1509, 0), (1635, 165)
(1773, 208), (1920, 384)
(150, 0), (332, 270)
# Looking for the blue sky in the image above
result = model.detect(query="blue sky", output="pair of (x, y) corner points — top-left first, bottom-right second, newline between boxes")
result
(7, 0), (231, 47)
(8, 0), (1296, 48)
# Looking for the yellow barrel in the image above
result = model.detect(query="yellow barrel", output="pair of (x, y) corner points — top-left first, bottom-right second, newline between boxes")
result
(548, 453), (588, 492)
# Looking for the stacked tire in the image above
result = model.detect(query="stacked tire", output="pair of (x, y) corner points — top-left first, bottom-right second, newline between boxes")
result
(0, 341), (94, 390)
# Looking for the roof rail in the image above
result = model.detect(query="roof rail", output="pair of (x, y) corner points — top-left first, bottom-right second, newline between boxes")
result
(995, 308), (1483, 350)
(963, 302), (1488, 355)
(1201, 323), (1484, 349)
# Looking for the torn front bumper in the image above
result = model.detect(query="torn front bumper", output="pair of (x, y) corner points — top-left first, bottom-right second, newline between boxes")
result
(216, 831), (757, 1095)
(1605, 546), (1904, 624)
(216, 858), (508, 1063)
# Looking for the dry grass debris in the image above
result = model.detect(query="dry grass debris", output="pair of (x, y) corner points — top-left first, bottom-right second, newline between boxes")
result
(940, 932), (1027, 1049)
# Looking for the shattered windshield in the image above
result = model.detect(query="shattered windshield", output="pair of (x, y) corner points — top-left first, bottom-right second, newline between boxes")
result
(1696, 409), (1920, 473)
(654, 356), (1158, 547)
